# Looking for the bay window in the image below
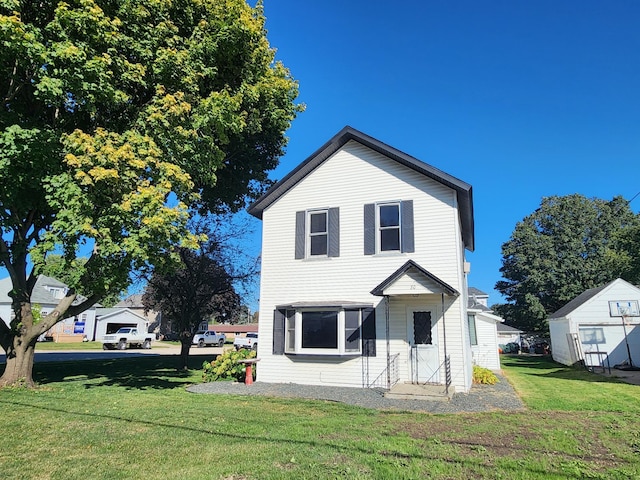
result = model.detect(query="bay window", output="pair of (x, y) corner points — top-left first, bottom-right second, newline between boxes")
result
(274, 304), (376, 356)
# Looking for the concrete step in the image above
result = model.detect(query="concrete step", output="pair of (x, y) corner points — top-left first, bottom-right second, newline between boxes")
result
(384, 382), (454, 401)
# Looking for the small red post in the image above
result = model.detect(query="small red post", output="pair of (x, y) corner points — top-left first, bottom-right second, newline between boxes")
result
(244, 363), (253, 385)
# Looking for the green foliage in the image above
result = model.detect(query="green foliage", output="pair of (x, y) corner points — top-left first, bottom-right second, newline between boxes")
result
(472, 365), (498, 385)
(0, 0), (300, 385)
(496, 194), (640, 332)
(202, 348), (256, 383)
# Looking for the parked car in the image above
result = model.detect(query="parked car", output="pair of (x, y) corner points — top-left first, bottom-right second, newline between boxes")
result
(192, 330), (226, 348)
(234, 332), (258, 351)
(499, 342), (520, 354)
(101, 327), (154, 350)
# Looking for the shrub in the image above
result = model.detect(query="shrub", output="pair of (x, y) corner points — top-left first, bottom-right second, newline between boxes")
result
(202, 348), (257, 383)
(473, 365), (499, 385)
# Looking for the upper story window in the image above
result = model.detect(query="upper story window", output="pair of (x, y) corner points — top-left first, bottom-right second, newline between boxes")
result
(364, 200), (414, 255)
(378, 203), (401, 252)
(48, 287), (64, 299)
(308, 210), (328, 256)
(295, 208), (339, 259)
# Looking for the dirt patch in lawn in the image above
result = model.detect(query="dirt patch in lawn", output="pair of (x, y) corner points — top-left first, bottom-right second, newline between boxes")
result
(384, 411), (623, 470)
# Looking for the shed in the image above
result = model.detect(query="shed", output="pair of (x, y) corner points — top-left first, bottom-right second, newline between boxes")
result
(548, 278), (640, 369)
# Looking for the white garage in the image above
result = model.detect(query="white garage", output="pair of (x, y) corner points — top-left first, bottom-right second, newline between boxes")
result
(548, 278), (640, 369)
(93, 308), (150, 342)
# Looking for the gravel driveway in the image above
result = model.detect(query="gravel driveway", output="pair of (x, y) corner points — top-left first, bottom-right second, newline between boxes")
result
(188, 373), (525, 413)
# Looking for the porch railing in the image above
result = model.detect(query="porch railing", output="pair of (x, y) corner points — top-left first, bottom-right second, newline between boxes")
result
(444, 354), (451, 393)
(367, 353), (400, 389)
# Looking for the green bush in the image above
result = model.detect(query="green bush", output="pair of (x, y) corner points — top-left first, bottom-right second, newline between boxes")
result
(202, 348), (257, 383)
(472, 365), (499, 385)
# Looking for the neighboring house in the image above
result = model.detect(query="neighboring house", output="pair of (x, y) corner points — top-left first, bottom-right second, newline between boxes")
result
(497, 323), (523, 346)
(207, 324), (259, 341)
(93, 308), (150, 342)
(114, 294), (162, 332)
(0, 275), (98, 342)
(468, 287), (490, 308)
(467, 288), (502, 371)
(549, 278), (640, 369)
(248, 126), (476, 393)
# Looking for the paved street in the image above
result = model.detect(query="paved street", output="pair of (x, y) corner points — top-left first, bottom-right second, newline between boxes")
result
(0, 344), (226, 363)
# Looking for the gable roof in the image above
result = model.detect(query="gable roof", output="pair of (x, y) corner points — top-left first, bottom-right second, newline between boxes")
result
(548, 278), (640, 319)
(370, 260), (459, 297)
(468, 300), (492, 312)
(248, 126), (475, 251)
(497, 323), (523, 333)
(549, 280), (613, 318)
(0, 275), (95, 307)
(115, 294), (144, 309)
(1, 275), (67, 305)
(95, 307), (147, 322)
(468, 287), (488, 297)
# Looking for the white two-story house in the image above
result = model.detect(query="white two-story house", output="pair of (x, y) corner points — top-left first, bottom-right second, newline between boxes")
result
(248, 126), (475, 393)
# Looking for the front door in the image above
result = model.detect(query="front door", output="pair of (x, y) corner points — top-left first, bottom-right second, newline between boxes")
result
(408, 308), (439, 384)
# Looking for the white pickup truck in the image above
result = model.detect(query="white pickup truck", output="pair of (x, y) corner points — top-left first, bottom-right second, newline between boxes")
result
(233, 332), (258, 351)
(192, 330), (226, 348)
(101, 327), (153, 350)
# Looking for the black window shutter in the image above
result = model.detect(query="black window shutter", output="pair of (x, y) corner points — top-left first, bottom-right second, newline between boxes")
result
(361, 307), (376, 357)
(295, 211), (305, 259)
(344, 309), (360, 351)
(273, 309), (285, 355)
(364, 203), (375, 255)
(401, 200), (414, 253)
(328, 207), (340, 257)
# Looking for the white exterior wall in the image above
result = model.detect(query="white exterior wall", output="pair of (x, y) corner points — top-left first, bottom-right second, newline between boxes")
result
(549, 279), (640, 367)
(549, 318), (574, 365)
(472, 316), (501, 371)
(257, 141), (471, 391)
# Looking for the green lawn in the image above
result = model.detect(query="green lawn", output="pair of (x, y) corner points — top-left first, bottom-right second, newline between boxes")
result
(0, 354), (639, 479)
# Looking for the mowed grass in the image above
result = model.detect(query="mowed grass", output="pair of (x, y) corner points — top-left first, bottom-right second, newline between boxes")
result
(0, 355), (638, 479)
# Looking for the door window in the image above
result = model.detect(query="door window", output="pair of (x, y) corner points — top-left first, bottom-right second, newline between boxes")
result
(413, 311), (432, 345)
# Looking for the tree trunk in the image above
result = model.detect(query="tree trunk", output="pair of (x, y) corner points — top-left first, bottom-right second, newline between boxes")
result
(178, 332), (192, 370)
(0, 335), (38, 388)
(0, 297), (74, 388)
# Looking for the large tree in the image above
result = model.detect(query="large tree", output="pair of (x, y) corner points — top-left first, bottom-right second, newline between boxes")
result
(142, 216), (258, 369)
(0, 0), (300, 386)
(495, 194), (640, 332)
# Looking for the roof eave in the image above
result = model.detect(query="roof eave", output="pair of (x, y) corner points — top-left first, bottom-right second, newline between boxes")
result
(247, 126), (475, 251)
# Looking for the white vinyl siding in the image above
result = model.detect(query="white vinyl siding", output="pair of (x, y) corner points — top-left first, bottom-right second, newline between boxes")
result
(470, 314), (501, 371)
(257, 141), (470, 391)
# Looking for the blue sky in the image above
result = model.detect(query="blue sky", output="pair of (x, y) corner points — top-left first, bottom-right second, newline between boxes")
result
(240, 0), (640, 309)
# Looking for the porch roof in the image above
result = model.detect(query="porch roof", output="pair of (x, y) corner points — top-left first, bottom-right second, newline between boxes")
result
(276, 301), (374, 310)
(370, 260), (459, 297)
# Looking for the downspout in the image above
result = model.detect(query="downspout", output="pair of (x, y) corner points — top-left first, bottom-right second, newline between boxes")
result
(385, 295), (390, 389)
(441, 292), (449, 396)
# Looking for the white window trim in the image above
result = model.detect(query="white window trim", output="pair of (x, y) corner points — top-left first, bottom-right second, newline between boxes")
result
(285, 308), (361, 356)
(307, 209), (329, 258)
(376, 201), (401, 253)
